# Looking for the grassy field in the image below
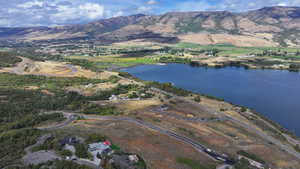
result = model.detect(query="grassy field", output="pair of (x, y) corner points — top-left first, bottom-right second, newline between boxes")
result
(67, 55), (158, 69)
(176, 157), (216, 169)
(175, 42), (300, 58)
(61, 42), (300, 72)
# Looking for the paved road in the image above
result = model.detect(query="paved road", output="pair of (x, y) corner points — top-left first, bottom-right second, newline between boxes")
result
(36, 113), (100, 168)
(226, 115), (300, 159)
(50, 108), (300, 166)
(150, 87), (300, 160)
(37, 113), (77, 130)
(23, 134), (62, 165)
(60, 113), (234, 165)
(24, 134), (52, 154)
(217, 164), (233, 169)
(37, 86), (300, 167)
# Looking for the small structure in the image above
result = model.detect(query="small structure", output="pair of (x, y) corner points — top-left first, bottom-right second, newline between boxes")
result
(160, 105), (169, 111)
(128, 155), (139, 163)
(85, 83), (94, 88)
(109, 95), (119, 101)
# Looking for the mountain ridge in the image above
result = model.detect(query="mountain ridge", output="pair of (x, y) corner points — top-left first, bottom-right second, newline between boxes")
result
(2, 6), (300, 47)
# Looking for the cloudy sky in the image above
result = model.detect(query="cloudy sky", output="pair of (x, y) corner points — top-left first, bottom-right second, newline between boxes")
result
(1, 0), (300, 27)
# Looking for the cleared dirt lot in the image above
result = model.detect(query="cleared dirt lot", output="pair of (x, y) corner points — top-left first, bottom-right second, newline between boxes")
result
(0, 57), (101, 79)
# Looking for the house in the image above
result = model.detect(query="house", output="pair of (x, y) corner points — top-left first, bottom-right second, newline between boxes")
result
(88, 142), (110, 152)
(88, 141), (114, 160)
(109, 95), (118, 101)
(160, 105), (169, 111)
(128, 155), (139, 163)
(103, 140), (112, 146)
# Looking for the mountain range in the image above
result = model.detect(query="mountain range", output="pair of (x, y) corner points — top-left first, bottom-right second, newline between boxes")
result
(2, 6), (300, 47)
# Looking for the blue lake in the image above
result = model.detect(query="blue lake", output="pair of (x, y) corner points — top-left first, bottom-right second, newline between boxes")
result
(122, 63), (300, 136)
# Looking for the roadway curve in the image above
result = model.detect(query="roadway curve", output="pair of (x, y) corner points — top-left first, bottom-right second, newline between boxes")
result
(57, 112), (234, 165)
(38, 86), (300, 165)
(150, 87), (300, 160)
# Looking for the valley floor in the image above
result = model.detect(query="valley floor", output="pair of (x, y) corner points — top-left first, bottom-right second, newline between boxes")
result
(0, 55), (300, 169)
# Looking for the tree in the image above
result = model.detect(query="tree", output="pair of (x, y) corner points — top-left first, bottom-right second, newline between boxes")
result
(60, 149), (73, 157)
(75, 144), (89, 158)
(194, 96), (201, 102)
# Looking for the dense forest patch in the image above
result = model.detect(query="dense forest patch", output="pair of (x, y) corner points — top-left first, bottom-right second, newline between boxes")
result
(0, 52), (22, 68)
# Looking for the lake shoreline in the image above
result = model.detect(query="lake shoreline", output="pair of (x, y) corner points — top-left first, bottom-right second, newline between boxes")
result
(121, 63), (300, 139)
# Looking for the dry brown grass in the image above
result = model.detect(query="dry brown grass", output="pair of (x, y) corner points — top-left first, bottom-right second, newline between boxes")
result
(178, 33), (278, 47)
(237, 18), (282, 33)
(221, 18), (236, 30)
(115, 99), (161, 113)
(0, 58), (100, 78)
(67, 120), (216, 169)
(243, 145), (300, 168)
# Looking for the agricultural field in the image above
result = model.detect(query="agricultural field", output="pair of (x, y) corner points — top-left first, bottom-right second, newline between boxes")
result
(175, 42), (300, 58)
(67, 55), (158, 69)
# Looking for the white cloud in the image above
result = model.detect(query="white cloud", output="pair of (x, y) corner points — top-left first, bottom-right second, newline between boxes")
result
(137, 6), (152, 13)
(2, 0), (300, 27)
(248, 2), (256, 7)
(147, 0), (158, 5)
(51, 3), (104, 23)
(79, 3), (104, 19)
(113, 11), (124, 17)
(7, 8), (19, 14)
(278, 3), (287, 6)
(18, 0), (44, 8)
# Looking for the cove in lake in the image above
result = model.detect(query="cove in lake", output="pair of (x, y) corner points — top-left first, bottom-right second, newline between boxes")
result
(121, 63), (300, 136)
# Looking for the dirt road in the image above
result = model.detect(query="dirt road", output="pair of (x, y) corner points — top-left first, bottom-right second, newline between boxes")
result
(23, 134), (62, 165)
(0, 57), (80, 77)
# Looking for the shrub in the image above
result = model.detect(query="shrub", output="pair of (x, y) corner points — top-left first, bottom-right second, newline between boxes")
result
(194, 96), (201, 102)
(60, 149), (73, 157)
(241, 107), (247, 112)
(86, 134), (107, 143)
(237, 150), (265, 164)
(75, 144), (89, 158)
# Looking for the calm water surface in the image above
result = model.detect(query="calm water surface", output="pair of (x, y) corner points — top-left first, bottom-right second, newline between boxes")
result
(122, 64), (300, 136)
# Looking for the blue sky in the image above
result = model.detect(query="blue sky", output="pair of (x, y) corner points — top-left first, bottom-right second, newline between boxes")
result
(0, 0), (299, 27)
